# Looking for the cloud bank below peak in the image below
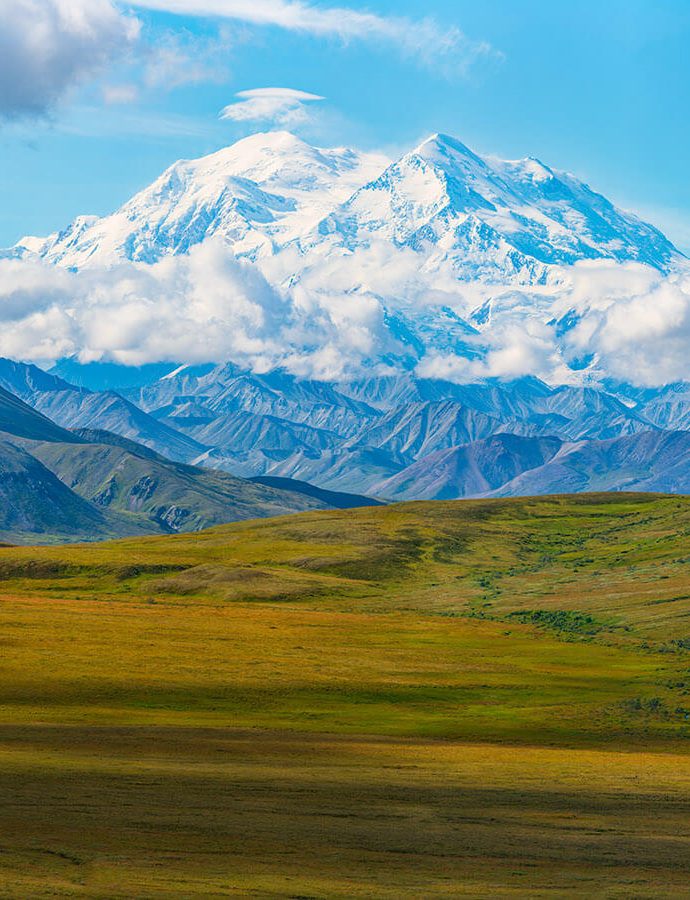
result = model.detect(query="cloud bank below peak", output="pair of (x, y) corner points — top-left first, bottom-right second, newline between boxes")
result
(0, 241), (393, 380)
(2, 236), (690, 389)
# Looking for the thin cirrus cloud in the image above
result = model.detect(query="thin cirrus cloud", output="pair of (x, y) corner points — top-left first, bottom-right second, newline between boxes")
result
(129, 0), (498, 71)
(0, 0), (497, 121)
(219, 88), (325, 126)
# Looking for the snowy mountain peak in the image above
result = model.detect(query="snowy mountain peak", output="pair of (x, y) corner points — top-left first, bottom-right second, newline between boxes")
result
(22, 132), (389, 268)
(231, 129), (308, 151)
(414, 132), (488, 169)
(10, 130), (680, 281)
(170, 130), (375, 198)
(303, 133), (681, 281)
(518, 157), (556, 182)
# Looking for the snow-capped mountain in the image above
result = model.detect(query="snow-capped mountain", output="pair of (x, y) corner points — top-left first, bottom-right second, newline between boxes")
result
(7, 128), (690, 403)
(19, 132), (389, 268)
(303, 133), (680, 283)
(5, 131), (690, 508)
(14, 131), (681, 281)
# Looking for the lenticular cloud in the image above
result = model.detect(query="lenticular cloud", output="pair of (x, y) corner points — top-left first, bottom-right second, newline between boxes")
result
(219, 88), (325, 126)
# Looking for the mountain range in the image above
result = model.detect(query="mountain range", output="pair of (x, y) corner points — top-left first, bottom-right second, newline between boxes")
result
(0, 378), (381, 544)
(14, 131), (679, 279)
(0, 355), (690, 531)
(2, 130), (690, 535)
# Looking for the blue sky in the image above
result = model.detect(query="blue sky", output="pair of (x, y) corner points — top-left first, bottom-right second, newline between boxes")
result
(2, 0), (689, 251)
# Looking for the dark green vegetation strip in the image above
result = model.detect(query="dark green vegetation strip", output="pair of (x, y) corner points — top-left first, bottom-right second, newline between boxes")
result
(506, 609), (612, 635)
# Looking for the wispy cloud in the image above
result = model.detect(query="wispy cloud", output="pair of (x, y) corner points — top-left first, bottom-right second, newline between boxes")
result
(142, 28), (234, 90)
(220, 87), (324, 126)
(130, 0), (499, 73)
(102, 83), (140, 105)
(48, 105), (220, 139)
(0, 0), (498, 124)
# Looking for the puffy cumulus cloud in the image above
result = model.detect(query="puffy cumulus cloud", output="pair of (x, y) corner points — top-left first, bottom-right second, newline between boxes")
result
(263, 240), (475, 314)
(4, 238), (690, 387)
(0, 241), (292, 366)
(0, 240), (392, 379)
(220, 88), (324, 127)
(416, 319), (559, 385)
(0, 0), (140, 119)
(0, 1), (236, 119)
(278, 254), (690, 388)
(419, 259), (690, 389)
(283, 284), (394, 380)
(132, 0), (499, 74)
(561, 262), (690, 386)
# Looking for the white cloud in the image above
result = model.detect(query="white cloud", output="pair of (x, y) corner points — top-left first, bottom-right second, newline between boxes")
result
(220, 87), (324, 127)
(102, 83), (140, 105)
(416, 320), (559, 384)
(560, 261), (690, 386)
(417, 259), (690, 389)
(143, 28), (233, 90)
(219, 241), (690, 387)
(0, 241), (389, 379)
(131, 0), (498, 73)
(0, 0), (140, 119)
(5, 235), (690, 387)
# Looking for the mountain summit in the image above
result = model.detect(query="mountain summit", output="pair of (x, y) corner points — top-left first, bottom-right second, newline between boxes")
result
(306, 131), (679, 282)
(14, 131), (681, 281)
(23, 131), (389, 268)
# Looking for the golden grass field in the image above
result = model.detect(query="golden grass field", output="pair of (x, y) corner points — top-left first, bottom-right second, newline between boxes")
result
(1, 493), (690, 896)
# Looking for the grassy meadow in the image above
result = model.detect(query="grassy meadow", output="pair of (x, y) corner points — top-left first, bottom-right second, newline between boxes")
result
(1, 493), (690, 895)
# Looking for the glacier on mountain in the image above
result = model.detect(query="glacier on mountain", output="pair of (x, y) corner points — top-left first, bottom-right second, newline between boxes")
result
(3, 129), (689, 389)
(17, 130), (679, 280)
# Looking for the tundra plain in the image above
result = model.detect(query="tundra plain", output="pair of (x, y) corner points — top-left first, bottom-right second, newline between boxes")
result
(1, 494), (690, 896)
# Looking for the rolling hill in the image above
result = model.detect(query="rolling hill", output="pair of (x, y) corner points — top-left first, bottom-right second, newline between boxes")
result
(0, 384), (364, 543)
(0, 494), (690, 894)
(30, 430), (329, 535)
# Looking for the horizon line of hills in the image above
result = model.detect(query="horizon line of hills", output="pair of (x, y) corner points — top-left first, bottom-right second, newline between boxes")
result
(2, 354), (690, 544)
